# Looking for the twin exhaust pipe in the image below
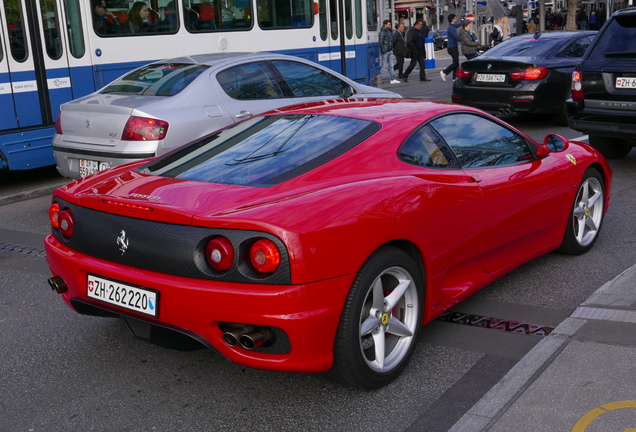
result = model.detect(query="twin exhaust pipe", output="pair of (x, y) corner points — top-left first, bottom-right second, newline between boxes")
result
(222, 325), (274, 350)
(498, 107), (513, 115)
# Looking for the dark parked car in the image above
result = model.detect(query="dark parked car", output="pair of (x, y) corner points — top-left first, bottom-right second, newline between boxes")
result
(567, 7), (636, 159)
(431, 30), (447, 50)
(452, 31), (596, 125)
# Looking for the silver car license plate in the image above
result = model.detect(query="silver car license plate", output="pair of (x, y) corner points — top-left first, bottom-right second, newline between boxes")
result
(87, 274), (159, 317)
(615, 77), (636, 89)
(476, 74), (506, 83)
(79, 159), (110, 177)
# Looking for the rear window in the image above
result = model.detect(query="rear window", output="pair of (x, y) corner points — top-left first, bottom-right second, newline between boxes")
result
(101, 63), (209, 96)
(483, 36), (563, 58)
(588, 13), (636, 61)
(138, 114), (379, 186)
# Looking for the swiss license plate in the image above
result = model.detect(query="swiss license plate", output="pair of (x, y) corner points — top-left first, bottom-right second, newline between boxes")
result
(476, 73), (506, 83)
(87, 274), (159, 317)
(79, 159), (110, 177)
(615, 77), (636, 89)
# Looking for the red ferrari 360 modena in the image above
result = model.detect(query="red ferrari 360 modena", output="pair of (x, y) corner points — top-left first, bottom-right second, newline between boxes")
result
(45, 98), (611, 389)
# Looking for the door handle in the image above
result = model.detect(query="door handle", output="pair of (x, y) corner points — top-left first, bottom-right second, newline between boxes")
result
(235, 110), (253, 119)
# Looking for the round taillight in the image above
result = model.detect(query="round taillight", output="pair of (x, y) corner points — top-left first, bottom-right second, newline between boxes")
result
(58, 210), (74, 237)
(49, 203), (61, 229)
(250, 239), (280, 274)
(205, 236), (234, 271)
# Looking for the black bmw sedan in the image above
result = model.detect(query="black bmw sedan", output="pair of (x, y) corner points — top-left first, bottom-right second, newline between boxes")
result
(452, 31), (596, 125)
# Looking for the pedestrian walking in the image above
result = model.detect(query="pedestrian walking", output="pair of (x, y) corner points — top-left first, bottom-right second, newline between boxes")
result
(379, 20), (400, 84)
(403, 19), (431, 82)
(392, 22), (408, 80)
(440, 14), (465, 81)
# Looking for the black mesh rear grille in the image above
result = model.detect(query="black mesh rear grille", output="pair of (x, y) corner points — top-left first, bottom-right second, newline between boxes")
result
(53, 199), (291, 284)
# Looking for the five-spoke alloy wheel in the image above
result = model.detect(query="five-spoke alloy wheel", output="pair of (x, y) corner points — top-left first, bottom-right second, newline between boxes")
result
(331, 246), (423, 389)
(559, 168), (605, 255)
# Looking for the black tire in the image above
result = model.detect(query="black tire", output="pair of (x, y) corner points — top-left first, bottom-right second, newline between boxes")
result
(589, 135), (632, 159)
(553, 97), (569, 126)
(558, 168), (605, 255)
(330, 246), (423, 389)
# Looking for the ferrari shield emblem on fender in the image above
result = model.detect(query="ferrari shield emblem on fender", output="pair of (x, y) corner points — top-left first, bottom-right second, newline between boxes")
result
(566, 154), (577, 165)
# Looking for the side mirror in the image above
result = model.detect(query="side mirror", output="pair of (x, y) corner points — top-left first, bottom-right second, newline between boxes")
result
(341, 86), (355, 98)
(536, 134), (569, 157)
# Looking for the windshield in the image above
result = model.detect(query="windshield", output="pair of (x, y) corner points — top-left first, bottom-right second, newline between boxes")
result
(101, 63), (209, 96)
(483, 36), (562, 58)
(138, 114), (379, 186)
(589, 13), (636, 60)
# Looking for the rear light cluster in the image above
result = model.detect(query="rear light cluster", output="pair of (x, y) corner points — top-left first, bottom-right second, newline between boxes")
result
(205, 236), (281, 275)
(510, 67), (550, 81)
(55, 113), (63, 134)
(121, 116), (169, 141)
(49, 202), (74, 238)
(456, 67), (473, 79)
(571, 70), (584, 102)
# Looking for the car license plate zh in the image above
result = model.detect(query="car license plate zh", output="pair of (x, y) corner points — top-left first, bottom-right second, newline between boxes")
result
(615, 77), (636, 89)
(79, 159), (110, 177)
(87, 274), (159, 317)
(476, 73), (506, 83)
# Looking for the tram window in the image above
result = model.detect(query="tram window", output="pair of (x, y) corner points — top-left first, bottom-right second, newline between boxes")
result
(272, 60), (349, 97)
(366, 0), (376, 31)
(217, 62), (284, 100)
(354, 0), (362, 37)
(5, 4), (28, 62)
(40, 0), (63, 60)
(344, 0), (352, 39)
(318, 0), (327, 40)
(93, 0), (180, 36)
(257, 0), (312, 29)
(184, 0), (252, 32)
(329, 0), (337, 40)
(63, 0), (85, 58)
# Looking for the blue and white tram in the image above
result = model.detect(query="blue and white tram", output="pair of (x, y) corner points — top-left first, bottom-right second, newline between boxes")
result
(0, 0), (380, 171)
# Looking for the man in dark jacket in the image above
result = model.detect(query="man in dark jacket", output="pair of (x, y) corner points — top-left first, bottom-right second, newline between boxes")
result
(403, 20), (431, 82)
(392, 22), (408, 79)
(379, 20), (400, 84)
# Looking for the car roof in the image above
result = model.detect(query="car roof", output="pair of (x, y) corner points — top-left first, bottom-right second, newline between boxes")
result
(265, 98), (481, 124)
(613, 6), (636, 16)
(152, 52), (298, 67)
(515, 30), (597, 40)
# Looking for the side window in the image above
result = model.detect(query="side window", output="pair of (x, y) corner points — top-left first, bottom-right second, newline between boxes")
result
(398, 125), (458, 168)
(63, 0), (85, 58)
(40, 0), (63, 59)
(561, 37), (592, 58)
(216, 62), (284, 100)
(431, 113), (534, 168)
(93, 0), (181, 36)
(272, 60), (348, 97)
(5, 1), (28, 61)
(257, 0), (313, 28)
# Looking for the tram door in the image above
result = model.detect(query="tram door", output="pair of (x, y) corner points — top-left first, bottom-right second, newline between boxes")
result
(322, 0), (357, 78)
(0, 0), (85, 169)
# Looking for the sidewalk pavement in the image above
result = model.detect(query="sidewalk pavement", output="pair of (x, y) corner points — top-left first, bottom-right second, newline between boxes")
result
(449, 263), (636, 432)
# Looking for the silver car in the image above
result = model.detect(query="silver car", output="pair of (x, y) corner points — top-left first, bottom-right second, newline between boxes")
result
(53, 52), (399, 179)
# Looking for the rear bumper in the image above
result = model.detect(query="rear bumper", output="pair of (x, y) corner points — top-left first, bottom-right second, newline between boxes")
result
(45, 234), (354, 373)
(566, 101), (636, 139)
(452, 81), (557, 115)
(52, 139), (157, 179)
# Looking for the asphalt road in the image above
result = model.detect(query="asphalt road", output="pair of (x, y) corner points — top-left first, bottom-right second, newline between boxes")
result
(1, 61), (635, 431)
